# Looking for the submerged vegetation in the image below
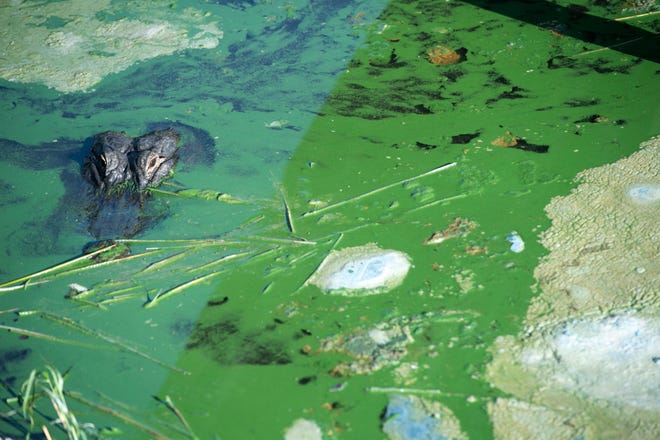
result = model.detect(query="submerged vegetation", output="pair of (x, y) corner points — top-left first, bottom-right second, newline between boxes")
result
(0, 160), (468, 436)
(1, 364), (197, 439)
(3, 365), (96, 439)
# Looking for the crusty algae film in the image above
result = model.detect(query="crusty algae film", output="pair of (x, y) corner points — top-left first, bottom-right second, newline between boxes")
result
(487, 136), (659, 440)
(0, 0), (223, 92)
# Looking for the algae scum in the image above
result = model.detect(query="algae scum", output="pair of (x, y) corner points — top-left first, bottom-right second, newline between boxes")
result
(1, 0), (659, 439)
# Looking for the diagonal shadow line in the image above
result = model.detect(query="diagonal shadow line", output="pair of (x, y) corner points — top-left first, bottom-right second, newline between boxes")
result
(460, 0), (660, 63)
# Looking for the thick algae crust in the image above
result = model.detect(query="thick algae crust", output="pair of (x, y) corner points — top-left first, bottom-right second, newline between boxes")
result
(0, 0), (223, 93)
(531, 136), (659, 321)
(487, 137), (660, 440)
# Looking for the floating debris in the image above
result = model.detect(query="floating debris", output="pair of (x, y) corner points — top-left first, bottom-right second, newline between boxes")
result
(424, 217), (477, 245)
(491, 132), (549, 153)
(67, 283), (89, 297)
(284, 418), (322, 440)
(382, 394), (466, 440)
(491, 132), (519, 148)
(322, 312), (474, 376)
(464, 245), (487, 256)
(265, 120), (290, 129)
(308, 244), (411, 295)
(427, 46), (467, 65)
(506, 231), (525, 253)
(323, 319), (414, 376)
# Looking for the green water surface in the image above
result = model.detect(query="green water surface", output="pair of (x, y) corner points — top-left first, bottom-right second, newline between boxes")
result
(0, 0), (658, 439)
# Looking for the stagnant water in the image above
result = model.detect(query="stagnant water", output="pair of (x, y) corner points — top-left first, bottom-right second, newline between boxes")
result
(0, 1), (658, 438)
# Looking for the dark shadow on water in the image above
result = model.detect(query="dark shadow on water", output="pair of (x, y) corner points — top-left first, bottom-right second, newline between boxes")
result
(461, 0), (660, 63)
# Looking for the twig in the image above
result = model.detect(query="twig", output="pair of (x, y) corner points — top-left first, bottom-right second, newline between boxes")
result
(0, 280), (49, 293)
(615, 10), (660, 21)
(402, 193), (468, 216)
(114, 238), (235, 245)
(246, 236), (316, 245)
(366, 386), (486, 400)
(42, 425), (53, 440)
(573, 36), (645, 56)
(301, 162), (457, 217)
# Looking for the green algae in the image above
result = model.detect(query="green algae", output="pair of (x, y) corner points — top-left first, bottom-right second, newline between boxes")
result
(0, 0), (658, 438)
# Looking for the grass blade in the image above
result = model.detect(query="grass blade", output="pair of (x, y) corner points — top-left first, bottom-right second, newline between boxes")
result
(185, 250), (253, 275)
(39, 312), (189, 375)
(0, 324), (99, 349)
(0, 244), (117, 289)
(366, 386), (485, 400)
(144, 271), (224, 309)
(137, 250), (191, 275)
(67, 391), (169, 440)
(278, 186), (295, 233)
(153, 395), (196, 439)
(55, 249), (165, 278)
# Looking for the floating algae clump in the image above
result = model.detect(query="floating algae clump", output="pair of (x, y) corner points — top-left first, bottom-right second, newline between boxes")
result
(308, 244), (411, 295)
(0, 1), (223, 92)
(486, 136), (660, 439)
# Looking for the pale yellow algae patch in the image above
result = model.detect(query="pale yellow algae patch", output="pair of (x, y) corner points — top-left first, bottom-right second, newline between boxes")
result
(0, 0), (223, 93)
(486, 136), (660, 440)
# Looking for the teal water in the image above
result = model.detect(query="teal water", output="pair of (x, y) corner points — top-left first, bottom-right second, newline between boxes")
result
(0, 1), (658, 439)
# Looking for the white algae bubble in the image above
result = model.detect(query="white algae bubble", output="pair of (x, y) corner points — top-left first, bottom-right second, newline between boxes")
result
(488, 312), (660, 439)
(487, 136), (660, 439)
(505, 231), (525, 253)
(382, 394), (466, 440)
(284, 418), (322, 440)
(626, 183), (660, 206)
(549, 314), (659, 407)
(309, 244), (411, 295)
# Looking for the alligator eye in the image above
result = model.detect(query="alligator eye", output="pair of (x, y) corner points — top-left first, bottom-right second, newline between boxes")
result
(149, 157), (157, 168)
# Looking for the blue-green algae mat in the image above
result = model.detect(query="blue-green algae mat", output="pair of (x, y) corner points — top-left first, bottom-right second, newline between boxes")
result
(0, 1), (658, 439)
